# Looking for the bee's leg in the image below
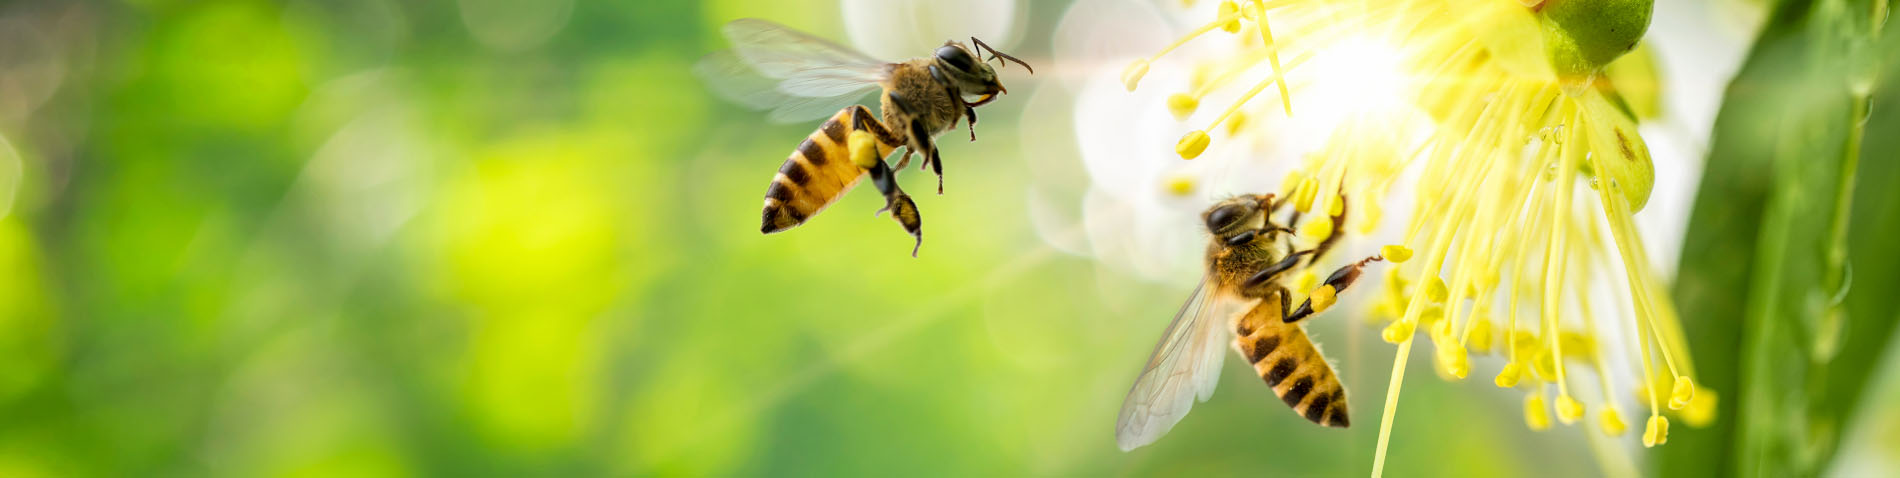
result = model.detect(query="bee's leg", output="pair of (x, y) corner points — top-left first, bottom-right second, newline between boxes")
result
(868, 157), (924, 257)
(845, 105), (923, 255)
(848, 105), (904, 149)
(908, 120), (944, 194)
(1242, 249), (1316, 292)
(892, 147), (915, 171)
(1284, 255), (1384, 323)
(964, 104), (978, 142)
(1270, 284), (1293, 323)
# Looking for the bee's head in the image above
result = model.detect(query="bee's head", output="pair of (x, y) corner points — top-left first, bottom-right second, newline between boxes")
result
(1202, 194), (1274, 238)
(935, 38), (1033, 102)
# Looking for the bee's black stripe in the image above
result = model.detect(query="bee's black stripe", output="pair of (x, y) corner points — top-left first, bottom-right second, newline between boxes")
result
(1282, 377), (1314, 408)
(779, 157), (812, 186)
(765, 182), (795, 203)
(1248, 336), (1280, 363)
(822, 119), (847, 144)
(797, 138), (829, 168)
(1326, 395), (1350, 427)
(1304, 391), (1332, 423)
(781, 202), (808, 223)
(1266, 358), (1296, 386)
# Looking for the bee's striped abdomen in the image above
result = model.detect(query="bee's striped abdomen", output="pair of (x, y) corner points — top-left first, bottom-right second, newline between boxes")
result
(762, 110), (881, 233)
(1233, 299), (1349, 428)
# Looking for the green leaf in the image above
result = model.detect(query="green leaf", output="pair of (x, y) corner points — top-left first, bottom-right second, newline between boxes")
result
(1662, 0), (1898, 476)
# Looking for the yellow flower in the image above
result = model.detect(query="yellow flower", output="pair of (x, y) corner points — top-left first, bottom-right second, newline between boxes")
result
(1122, 0), (1710, 473)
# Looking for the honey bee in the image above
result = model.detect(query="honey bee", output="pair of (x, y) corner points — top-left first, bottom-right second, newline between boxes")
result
(1116, 193), (1383, 451)
(698, 19), (1032, 256)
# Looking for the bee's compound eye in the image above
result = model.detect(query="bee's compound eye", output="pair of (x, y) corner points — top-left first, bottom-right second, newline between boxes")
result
(936, 45), (976, 73)
(1205, 204), (1246, 232)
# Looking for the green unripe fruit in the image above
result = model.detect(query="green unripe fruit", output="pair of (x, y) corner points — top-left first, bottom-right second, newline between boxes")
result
(1539, 0), (1654, 78)
(1462, 0), (1654, 81)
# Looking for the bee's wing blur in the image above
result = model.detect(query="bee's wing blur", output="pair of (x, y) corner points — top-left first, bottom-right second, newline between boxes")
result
(696, 18), (890, 123)
(1115, 278), (1251, 452)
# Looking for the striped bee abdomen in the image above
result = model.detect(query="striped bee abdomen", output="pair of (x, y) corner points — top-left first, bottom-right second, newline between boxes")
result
(1232, 299), (1349, 428)
(761, 110), (887, 233)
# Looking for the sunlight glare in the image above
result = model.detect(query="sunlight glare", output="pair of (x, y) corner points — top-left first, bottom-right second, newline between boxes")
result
(1302, 36), (1408, 116)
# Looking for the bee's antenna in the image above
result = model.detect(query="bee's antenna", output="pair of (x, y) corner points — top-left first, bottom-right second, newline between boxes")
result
(970, 37), (1034, 74)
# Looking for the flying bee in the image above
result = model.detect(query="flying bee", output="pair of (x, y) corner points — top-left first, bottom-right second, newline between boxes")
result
(697, 18), (1032, 256)
(1115, 192), (1384, 451)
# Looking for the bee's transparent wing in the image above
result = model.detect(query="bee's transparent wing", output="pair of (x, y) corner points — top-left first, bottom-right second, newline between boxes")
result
(695, 50), (878, 123)
(696, 18), (889, 123)
(1115, 279), (1250, 451)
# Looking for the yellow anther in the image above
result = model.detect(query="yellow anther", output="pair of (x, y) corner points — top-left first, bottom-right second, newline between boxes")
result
(1295, 270), (1318, 294)
(1424, 277), (1448, 303)
(1279, 170), (1304, 198)
(1189, 63), (1216, 91)
(1372, 300), (1400, 321)
(1176, 130), (1211, 159)
(1556, 395), (1584, 424)
(1381, 245), (1412, 262)
(1240, 0), (1264, 20)
(1384, 268), (1408, 297)
(1300, 215), (1334, 242)
(1475, 268), (1501, 290)
(1436, 343), (1470, 379)
(1310, 284), (1338, 313)
(1669, 376), (1696, 410)
(1123, 59), (1151, 92)
(1496, 362), (1524, 388)
(1469, 319), (1495, 354)
(1532, 348), (1557, 382)
(1525, 394), (1552, 431)
(1643, 415), (1670, 447)
(1224, 111), (1249, 136)
(1165, 175), (1197, 196)
(1358, 200), (1382, 234)
(1328, 197), (1344, 216)
(1418, 305), (1445, 326)
(1682, 389), (1717, 427)
(1430, 314), (1453, 342)
(1560, 332), (1597, 359)
(848, 130), (881, 169)
(1218, 1), (1242, 32)
(1293, 176), (1319, 212)
(1168, 93), (1201, 120)
(1382, 319), (1416, 344)
(1600, 407), (1628, 436)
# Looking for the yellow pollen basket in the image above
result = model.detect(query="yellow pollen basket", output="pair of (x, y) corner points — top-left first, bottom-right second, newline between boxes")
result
(847, 130), (881, 169)
(1309, 284), (1338, 313)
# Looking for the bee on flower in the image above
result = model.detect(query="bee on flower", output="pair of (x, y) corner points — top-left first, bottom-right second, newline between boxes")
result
(1101, 0), (1732, 473)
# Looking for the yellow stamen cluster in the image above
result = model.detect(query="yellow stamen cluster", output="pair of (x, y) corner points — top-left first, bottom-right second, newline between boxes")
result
(1122, 0), (1714, 471)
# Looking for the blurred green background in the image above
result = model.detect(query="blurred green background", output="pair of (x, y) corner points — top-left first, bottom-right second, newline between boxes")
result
(0, 0), (1894, 476)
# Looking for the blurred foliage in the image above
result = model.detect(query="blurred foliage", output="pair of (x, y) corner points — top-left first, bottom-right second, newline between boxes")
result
(0, 0), (1891, 476)
(1663, 0), (1899, 476)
